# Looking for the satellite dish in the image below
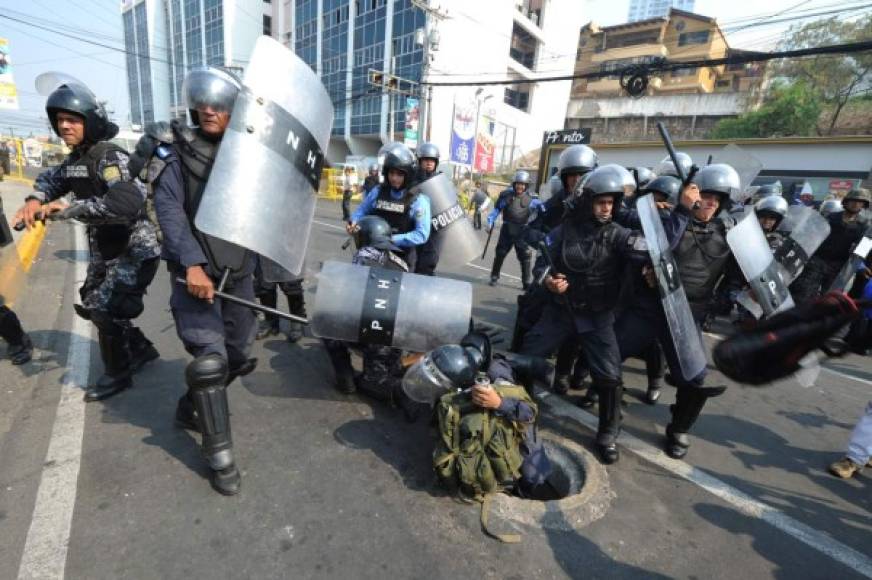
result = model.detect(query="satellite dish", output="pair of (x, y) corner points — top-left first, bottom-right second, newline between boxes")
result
(34, 71), (89, 96)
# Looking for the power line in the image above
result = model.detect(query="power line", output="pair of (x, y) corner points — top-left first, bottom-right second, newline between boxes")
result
(421, 38), (872, 87)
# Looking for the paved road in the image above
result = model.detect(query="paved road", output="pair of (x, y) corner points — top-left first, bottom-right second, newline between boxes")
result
(1, 190), (870, 579)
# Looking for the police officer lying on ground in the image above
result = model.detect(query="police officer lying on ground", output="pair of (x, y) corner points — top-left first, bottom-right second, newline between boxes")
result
(15, 79), (160, 401)
(404, 332), (554, 499)
(347, 144), (430, 271)
(148, 67), (255, 496)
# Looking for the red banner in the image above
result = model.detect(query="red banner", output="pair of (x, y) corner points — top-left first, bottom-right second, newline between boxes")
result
(473, 115), (495, 173)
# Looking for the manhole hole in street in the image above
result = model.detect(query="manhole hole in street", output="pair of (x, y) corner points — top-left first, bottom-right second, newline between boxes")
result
(489, 433), (613, 532)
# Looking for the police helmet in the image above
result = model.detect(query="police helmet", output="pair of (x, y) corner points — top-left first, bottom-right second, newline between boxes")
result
(641, 175), (681, 206)
(755, 195), (788, 222)
(182, 67), (242, 127)
(557, 145), (597, 178)
(45, 81), (118, 143)
(756, 181), (783, 197)
(417, 142), (440, 164)
(655, 152), (693, 179)
(692, 163), (741, 211)
(568, 164), (635, 220)
(382, 143), (417, 189)
(843, 188), (871, 208)
(512, 170), (532, 187)
(368, 163), (379, 174)
(459, 331), (492, 374)
(354, 215), (399, 251)
(430, 344), (478, 389)
(630, 166), (655, 191)
(819, 198), (842, 217)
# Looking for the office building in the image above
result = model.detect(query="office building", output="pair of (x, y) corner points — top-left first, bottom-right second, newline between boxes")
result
(628, 0), (694, 22)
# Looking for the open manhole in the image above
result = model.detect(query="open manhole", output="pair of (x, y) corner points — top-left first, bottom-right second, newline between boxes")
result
(489, 432), (613, 532)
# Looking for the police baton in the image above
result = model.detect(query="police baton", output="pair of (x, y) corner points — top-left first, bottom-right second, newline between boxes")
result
(656, 122), (700, 209)
(481, 225), (494, 261)
(174, 277), (309, 325)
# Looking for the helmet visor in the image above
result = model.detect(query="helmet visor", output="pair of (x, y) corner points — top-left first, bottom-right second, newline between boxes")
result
(401, 353), (455, 404)
(183, 68), (241, 114)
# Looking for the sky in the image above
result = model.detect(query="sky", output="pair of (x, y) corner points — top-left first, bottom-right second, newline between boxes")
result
(0, 0), (869, 137)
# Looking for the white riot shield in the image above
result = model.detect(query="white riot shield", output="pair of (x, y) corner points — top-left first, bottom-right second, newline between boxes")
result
(194, 36), (334, 276)
(829, 230), (872, 292)
(310, 261), (472, 352)
(414, 173), (481, 266)
(728, 210), (794, 317)
(637, 195), (708, 381)
(713, 144), (764, 205)
(775, 205), (831, 284)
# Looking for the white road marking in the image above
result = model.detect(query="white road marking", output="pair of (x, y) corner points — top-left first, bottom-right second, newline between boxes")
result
(17, 225), (91, 580)
(311, 219), (522, 280)
(538, 391), (872, 578)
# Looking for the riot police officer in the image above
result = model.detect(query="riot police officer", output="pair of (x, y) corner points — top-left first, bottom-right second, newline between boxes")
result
(14, 79), (160, 401)
(615, 164), (742, 460)
(487, 170), (542, 289)
(413, 142), (442, 275)
(347, 144), (430, 271)
(362, 163), (380, 195)
(520, 165), (662, 464)
(530, 145), (598, 235)
(791, 188), (870, 304)
(150, 67), (254, 495)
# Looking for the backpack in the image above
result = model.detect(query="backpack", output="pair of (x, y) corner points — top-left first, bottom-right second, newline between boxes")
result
(433, 383), (537, 543)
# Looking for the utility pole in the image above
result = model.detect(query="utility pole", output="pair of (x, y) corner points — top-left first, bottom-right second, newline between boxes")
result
(412, 0), (448, 143)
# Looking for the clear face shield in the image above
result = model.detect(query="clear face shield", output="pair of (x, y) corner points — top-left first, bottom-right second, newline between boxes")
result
(182, 68), (242, 118)
(401, 352), (456, 405)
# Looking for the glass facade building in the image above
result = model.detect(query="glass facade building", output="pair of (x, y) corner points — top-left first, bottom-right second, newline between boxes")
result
(627, 0), (695, 22)
(293, 0), (424, 137)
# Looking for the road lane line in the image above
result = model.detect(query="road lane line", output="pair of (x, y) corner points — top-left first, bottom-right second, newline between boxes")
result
(17, 225), (91, 580)
(311, 219), (522, 280)
(538, 391), (872, 578)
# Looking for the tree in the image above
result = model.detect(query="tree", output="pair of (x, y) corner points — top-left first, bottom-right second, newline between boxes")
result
(711, 81), (821, 139)
(775, 15), (872, 135)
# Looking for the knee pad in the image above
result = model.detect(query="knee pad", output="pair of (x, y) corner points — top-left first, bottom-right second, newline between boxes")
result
(186, 354), (229, 390)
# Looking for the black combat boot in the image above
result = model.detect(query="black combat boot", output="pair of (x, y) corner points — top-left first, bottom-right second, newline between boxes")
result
(665, 388), (710, 459)
(188, 355), (241, 496)
(0, 306), (32, 365)
(595, 379), (622, 464)
(324, 341), (356, 393)
(285, 292), (306, 343)
(84, 331), (133, 402)
(489, 252), (507, 287)
(175, 390), (199, 431)
(127, 326), (159, 372)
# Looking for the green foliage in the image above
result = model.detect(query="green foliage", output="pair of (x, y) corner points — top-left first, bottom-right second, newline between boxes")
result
(775, 15), (872, 134)
(711, 82), (821, 138)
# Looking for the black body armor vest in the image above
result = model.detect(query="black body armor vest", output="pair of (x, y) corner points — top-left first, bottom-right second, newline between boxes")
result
(676, 218), (731, 304)
(503, 191), (533, 225)
(372, 186), (417, 234)
(61, 141), (132, 260)
(171, 122), (251, 280)
(816, 212), (868, 263)
(560, 220), (623, 313)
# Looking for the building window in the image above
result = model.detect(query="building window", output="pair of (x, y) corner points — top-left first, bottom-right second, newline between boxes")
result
(716, 79), (731, 88)
(678, 30), (709, 46)
(604, 30), (660, 49)
(671, 66), (697, 77)
(263, 14), (272, 35)
(504, 85), (531, 112)
(599, 55), (659, 79)
(509, 22), (536, 69)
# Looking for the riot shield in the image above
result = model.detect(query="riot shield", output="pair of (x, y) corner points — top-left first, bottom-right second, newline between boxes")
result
(402, 353), (455, 404)
(727, 210), (793, 317)
(636, 195), (708, 381)
(413, 173), (481, 266)
(713, 144), (763, 206)
(34, 71), (86, 95)
(310, 261), (472, 352)
(829, 228), (872, 292)
(194, 36), (334, 276)
(775, 205), (831, 284)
